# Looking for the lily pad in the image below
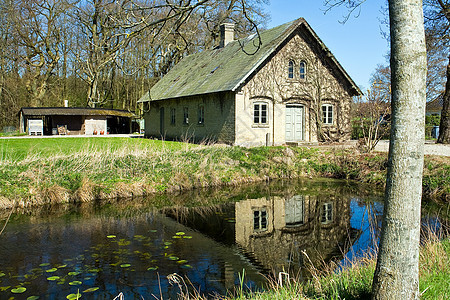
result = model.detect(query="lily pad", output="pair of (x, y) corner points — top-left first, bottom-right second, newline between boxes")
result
(0, 272), (5, 277)
(47, 276), (60, 281)
(57, 265), (67, 269)
(27, 296), (40, 300)
(107, 235), (116, 238)
(181, 264), (193, 269)
(177, 260), (188, 264)
(11, 286), (27, 293)
(172, 236), (181, 239)
(168, 256), (179, 261)
(68, 271), (81, 276)
(149, 229), (157, 233)
(69, 281), (82, 286)
(120, 264), (131, 268)
(87, 269), (99, 273)
(147, 267), (158, 271)
(0, 286), (11, 292)
(183, 236), (193, 239)
(39, 263), (50, 267)
(46, 268), (58, 273)
(66, 292), (82, 299)
(175, 232), (185, 236)
(164, 241), (172, 246)
(83, 287), (99, 293)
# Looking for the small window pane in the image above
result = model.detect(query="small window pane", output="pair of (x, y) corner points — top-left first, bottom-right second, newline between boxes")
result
(254, 104), (260, 123)
(198, 106), (204, 124)
(183, 107), (189, 124)
(299, 61), (306, 79)
(170, 108), (176, 125)
(288, 60), (294, 79)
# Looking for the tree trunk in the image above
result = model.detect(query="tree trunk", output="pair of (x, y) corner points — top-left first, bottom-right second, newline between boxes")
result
(437, 55), (450, 143)
(371, 0), (427, 299)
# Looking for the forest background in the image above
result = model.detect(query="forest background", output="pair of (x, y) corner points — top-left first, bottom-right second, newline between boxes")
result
(0, 0), (447, 140)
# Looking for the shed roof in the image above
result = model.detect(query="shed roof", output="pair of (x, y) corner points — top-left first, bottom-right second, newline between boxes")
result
(140, 18), (362, 103)
(20, 107), (135, 118)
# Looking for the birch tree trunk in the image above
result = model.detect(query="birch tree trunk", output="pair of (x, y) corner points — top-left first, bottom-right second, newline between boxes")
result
(371, 0), (427, 299)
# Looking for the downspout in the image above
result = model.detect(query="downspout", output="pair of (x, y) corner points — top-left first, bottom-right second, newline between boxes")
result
(273, 99), (275, 146)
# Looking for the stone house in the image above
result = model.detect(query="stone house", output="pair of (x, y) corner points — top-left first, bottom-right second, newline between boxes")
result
(139, 18), (362, 146)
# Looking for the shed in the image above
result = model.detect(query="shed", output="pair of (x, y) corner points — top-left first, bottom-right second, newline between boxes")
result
(19, 107), (135, 135)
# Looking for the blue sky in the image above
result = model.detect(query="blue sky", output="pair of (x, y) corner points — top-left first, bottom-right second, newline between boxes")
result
(266, 0), (389, 90)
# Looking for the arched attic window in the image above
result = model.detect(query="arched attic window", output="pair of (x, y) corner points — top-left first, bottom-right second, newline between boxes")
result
(288, 60), (294, 79)
(299, 61), (306, 80)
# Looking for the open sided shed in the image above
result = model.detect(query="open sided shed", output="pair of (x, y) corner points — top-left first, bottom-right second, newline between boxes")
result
(19, 107), (135, 135)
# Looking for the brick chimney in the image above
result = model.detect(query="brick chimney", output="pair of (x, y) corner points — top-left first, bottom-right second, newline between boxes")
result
(219, 23), (235, 48)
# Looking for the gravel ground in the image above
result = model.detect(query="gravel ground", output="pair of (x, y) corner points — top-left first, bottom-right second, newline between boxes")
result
(374, 140), (450, 157)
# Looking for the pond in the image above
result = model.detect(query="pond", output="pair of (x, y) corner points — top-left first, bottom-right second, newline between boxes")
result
(0, 179), (444, 299)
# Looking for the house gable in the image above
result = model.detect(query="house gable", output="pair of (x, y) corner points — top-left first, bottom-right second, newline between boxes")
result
(145, 18), (361, 103)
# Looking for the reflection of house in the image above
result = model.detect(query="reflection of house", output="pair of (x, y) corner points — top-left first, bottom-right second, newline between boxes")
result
(166, 191), (352, 277)
(235, 194), (351, 275)
(426, 94), (444, 116)
(140, 18), (361, 146)
(19, 107), (134, 135)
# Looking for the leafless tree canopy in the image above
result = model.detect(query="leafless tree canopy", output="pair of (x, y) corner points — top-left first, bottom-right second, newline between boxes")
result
(0, 0), (268, 127)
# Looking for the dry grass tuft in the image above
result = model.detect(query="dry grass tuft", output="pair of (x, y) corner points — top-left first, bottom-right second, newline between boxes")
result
(73, 178), (96, 202)
(41, 185), (70, 204)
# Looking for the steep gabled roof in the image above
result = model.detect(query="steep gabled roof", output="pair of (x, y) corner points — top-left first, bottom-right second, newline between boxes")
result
(142, 18), (361, 102)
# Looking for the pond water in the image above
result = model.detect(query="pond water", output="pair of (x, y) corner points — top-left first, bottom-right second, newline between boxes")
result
(0, 179), (444, 299)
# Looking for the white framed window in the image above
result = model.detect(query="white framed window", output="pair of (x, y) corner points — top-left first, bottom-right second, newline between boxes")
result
(183, 107), (189, 125)
(198, 105), (204, 125)
(322, 104), (333, 125)
(299, 61), (306, 80)
(253, 209), (268, 232)
(254, 102), (268, 124)
(170, 108), (176, 125)
(321, 202), (333, 224)
(288, 60), (294, 79)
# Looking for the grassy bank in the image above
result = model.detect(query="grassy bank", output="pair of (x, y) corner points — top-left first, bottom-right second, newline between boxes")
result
(0, 137), (449, 209)
(226, 236), (449, 300)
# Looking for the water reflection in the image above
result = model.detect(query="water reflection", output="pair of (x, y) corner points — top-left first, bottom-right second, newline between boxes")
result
(1, 178), (430, 299)
(164, 180), (371, 279)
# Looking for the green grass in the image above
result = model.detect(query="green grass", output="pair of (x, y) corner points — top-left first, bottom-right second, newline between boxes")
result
(0, 137), (448, 208)
(0, 137), (192, 161)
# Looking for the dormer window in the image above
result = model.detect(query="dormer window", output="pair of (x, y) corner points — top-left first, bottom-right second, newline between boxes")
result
(299, 61), (306, 80)
(288, 60), (294, 79)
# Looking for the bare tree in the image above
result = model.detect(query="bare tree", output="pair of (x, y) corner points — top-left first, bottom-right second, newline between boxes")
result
(354, 80), (390, 152)
(423, 0), (449, 143)
(11, 0), (69, 106)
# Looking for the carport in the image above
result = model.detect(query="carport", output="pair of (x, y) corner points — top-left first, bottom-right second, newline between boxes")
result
(19, 107), (135, 135)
